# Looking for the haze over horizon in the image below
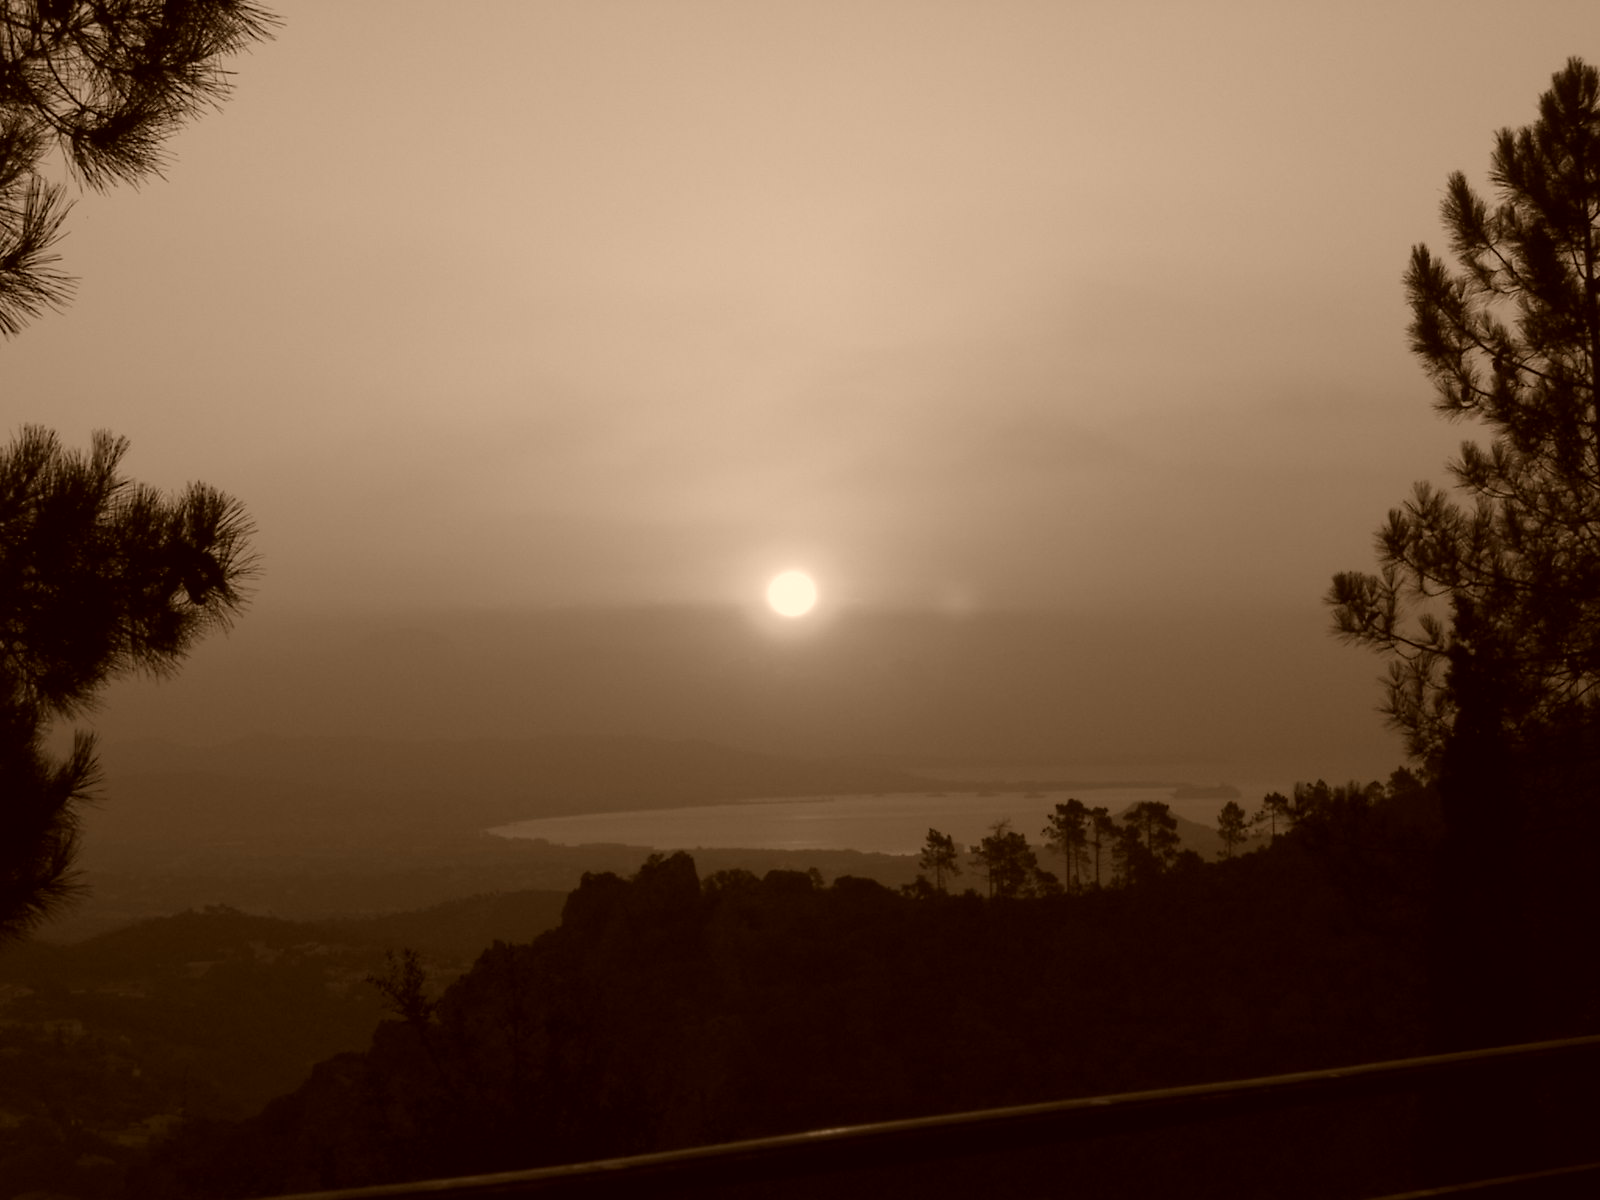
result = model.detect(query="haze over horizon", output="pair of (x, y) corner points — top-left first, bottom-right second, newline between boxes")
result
(93, 601), (1398, 789)
(13, 2), (1597, 785)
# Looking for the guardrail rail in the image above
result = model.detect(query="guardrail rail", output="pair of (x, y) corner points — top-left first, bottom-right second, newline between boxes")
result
(264, 1034), (1600, 1200)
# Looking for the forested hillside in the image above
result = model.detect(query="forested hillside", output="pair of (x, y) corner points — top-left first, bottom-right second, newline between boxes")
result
(137, 778), (1451, 1197)
(0, 891), (567, 1198)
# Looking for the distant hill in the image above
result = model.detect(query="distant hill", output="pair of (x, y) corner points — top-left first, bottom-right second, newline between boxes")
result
(52, 734), (1237, 940)
(0, 908), (389, 1131)
(96, 733), (949, 833)
(0, 889), (572, 1113)
(73, 734), (950, 918)
(318, 889), (570, 958)
(0, 889), (576, 1197)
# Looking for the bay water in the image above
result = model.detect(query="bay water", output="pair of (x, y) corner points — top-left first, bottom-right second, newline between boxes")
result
(488, 783), (1276, 858)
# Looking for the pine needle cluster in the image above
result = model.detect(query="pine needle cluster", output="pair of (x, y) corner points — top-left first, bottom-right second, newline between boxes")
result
(0, 426), (257, 940)
(0, 1), (277, 334)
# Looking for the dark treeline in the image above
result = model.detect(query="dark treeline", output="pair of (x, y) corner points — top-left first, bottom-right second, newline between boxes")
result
(131, 772), (1459, 1197)
(918, 786), (1333, 900)
(937, 780), (1418, 900)
(3, 749), (1592, 1198)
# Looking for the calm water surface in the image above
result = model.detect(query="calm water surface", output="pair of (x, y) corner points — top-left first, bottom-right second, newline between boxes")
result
(490, 787), (1265, 857)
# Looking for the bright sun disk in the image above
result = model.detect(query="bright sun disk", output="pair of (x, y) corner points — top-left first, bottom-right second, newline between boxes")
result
(766, 570), (818, 617)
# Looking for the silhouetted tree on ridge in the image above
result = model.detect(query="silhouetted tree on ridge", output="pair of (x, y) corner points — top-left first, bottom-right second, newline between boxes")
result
(1215, 800), (1250, 859)
(366, 948), (439, 1031)
(1251, 791), (1292, 844)
(917, 827), (961, 892)
(1042, 799), (1090, 890)
(1086, 805), (1115, 888)
(1113, 801), (1180, 887)
(968, 819), (1047, 899)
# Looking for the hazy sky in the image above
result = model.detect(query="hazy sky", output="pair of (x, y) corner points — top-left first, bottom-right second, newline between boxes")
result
(7, 2), (1597, 619)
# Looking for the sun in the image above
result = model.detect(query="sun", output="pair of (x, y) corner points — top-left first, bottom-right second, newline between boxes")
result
(766, 569), (818, 617)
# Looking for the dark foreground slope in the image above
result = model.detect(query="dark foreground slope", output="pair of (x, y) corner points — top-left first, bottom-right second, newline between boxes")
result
(139, 799), (1445, 1199)
(0, 891), (568, 1199)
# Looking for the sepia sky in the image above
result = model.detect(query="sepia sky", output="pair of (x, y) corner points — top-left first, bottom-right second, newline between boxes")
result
(7, 1), (1597, 622)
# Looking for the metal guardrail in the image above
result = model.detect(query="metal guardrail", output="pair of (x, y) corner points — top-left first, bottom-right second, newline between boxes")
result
(266, 1034), (1600, 1200)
